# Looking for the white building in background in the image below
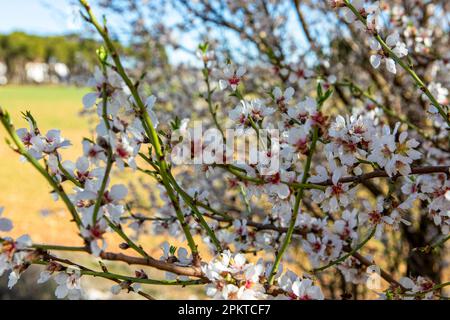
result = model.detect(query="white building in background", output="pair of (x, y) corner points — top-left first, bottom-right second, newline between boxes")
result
(54, 63), (70, 78)
(25, 62), (49, 83)
(0, 62), (7, 85)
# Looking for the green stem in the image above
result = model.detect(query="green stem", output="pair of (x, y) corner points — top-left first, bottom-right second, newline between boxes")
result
(268, 125), (319, 284)
(312, 228), (376, 273)
(104, 216), (149, 258)
(81, 269), (204, 286)
(91, 152), (113, 225)
(202, 61), (224, 138)
(79, 0), (200, 257)
(165, 171), (223, 253)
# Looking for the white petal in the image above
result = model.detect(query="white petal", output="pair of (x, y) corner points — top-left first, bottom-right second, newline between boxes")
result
(76, 157), (90, 173)
(219, 79), (228, 90)
(386, 33), (399, 47)
(55, 285), (69, 299)
(8, 271), (20, 289)
(370, 55), (381, 69)
(272, 87), (282, 99)
(82, 92), (98, 109)
(145, 95), (157, 108)
(236, 67), (246, 77)
(37, 271), (52, 284)
(109, 184), (128, 201)
(386, 58), (397, 74)
(284, 87), (295, 100)
(369, 38), (381, 51)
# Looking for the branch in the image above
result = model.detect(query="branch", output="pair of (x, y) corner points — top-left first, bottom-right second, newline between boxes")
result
(314, 166), (450, 186)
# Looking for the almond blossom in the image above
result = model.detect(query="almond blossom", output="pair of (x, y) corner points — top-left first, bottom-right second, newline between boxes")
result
(369, 33), (408, 74)
(218, 65), (246, 91)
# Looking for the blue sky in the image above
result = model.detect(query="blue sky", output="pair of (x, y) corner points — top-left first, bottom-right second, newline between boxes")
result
(0, 0), (200, 64)
(0, 0), (81, 35)
(0, 0), (320, 66)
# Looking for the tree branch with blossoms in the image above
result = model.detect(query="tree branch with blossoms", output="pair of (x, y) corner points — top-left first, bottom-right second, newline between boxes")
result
(0, 0), (449, 300)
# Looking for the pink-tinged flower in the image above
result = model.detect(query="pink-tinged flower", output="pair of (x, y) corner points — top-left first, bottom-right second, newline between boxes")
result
(334, 209), (358, 241)
(229, 99), (274, 132)
(82, 140), (107, 164)
(273, 87), (295, 112)
(81, 218), (108, 257)
(219, 65), (246, 91)
(368, 123), (421, 177)
(369, 33), (408, 74)
(278, 271), (324, 300)
(287, 97), (317, 130)
(399, 276), (436, 300)
(54, 268), (82, 300)
(288, 63), (314, 86)
(82, 67), (123, 109)
(264, 171), (292, 200)
(327, 115), (373, 166)
(287, 126), (309, 155)
(309, 161), (353, 213)
(110, 134), (139, 170)
(341, 0), (379, 30)
(30, 129), (71, 154)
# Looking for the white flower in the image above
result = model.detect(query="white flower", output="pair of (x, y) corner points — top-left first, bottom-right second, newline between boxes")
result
(279, 271), (324, 300)
(30, 129), (71, 154)
(144, 95), (159, 128)
(326, 114), (373, 166)
(82, 67), (123, 109)
(264, 171), (292, 200)
(0, 207), (13, 232)
(37, 271), (52, 284)
(248, 99), (275, 121)
(273, 87), (295, 112)
(368, 123), (421, 177)
(82, 140), (106, 164)
(334, 209), (358, 241)
(54, 269), (82, 300)
(219, 65), (246, 91)
(287, 97), (317, 130)
(291, 278), (324, 300)
(288, 63), (314, 86)
(309, 162), (353, 213)
(399, 276), (435, 300)
(359, 197), (404, 239)
(111, 282), (141, 295)
(229, 99), (274, 132)
(287, 126), (309, 154)
(342, 0), (379, 30)
(228, 100), (250, 131)
(427, 82), (448, 111)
